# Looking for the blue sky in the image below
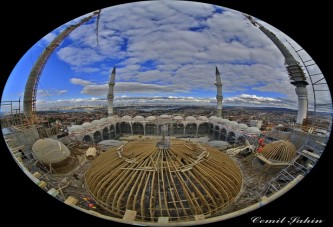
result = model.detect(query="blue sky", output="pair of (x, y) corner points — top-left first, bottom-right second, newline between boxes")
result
(1, 0), (331, 111)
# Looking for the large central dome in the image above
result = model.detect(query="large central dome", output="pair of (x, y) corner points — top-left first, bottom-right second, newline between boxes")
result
(85, 139), (242, 223)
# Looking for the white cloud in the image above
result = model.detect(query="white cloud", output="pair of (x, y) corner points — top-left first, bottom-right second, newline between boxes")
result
(81, 82), (186, 96)
(70, 78), (95, 86)
(57, 90), (68, 95)
(225, 94), (281, 104)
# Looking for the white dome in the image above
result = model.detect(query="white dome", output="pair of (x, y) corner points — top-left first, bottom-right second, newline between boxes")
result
(198, 116), (208, 121)
(246, 127), (261, 134)
(146, 116), (157, 121)
(133, 115), (145, 121)
(237, 123), (248, 130)
(159, 114), (171, 119)
(229, 121), (239, 128)
(100, 118), (108, 123)
(32, 138), (71, 164)
(173, 116), (183, 120)
(185, 116), (196, 121)
(209, 116), (218, 121)
(92, 120), (101, 126)
(68, 125), (81, 132)
(121, 115), (132, 121)
(221, 119), (230, 124)
(216, 117), (224, 123)
(107, 116), (115, 122)
(82, 122), (92, 130)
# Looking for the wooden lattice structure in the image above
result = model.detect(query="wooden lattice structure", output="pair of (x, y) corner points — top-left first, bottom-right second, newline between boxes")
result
(85, 139), (242, 223)
(260, 140), (296, 163)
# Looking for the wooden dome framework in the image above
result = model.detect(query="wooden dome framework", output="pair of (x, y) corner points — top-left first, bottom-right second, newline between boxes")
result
(260, 140), (297, 163)
(85, 139), (242, 223)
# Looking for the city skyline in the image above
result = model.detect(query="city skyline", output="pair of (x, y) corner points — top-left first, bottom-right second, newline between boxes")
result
(1, 1), (331, 112)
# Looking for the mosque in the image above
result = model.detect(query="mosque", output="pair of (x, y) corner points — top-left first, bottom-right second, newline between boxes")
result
(3, 63), (324, 226)
(1, 12), (330, 226)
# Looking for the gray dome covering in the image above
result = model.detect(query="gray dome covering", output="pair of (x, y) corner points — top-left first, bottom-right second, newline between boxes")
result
(32, 138), (71, 164)
(68, 125), (81, 132)
(185, 116), (196, 121)
(107, 116), (115, 122)
(221, 119), (230, 124)
(198, 116), (208, 121)
(146, 116), (157, 121)
(91, 120), (101, 125)
(82, 122), (92, 130)
(159, 114), (171, 119)
(133, 115), (145, 121)
(173, 115), (183, 120)
(229, 121), (239, 128)
(209, 116), (218, 121)
(216, 117), (224, 123)
(237, 123), (248, 130)
(246, 126), (261, 133)
(121, 115), (132, 121)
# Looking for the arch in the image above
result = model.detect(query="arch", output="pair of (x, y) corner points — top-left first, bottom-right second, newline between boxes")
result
(220, 128), (227, 141)
(110, 125), (116, 139)
(185, 123), (197, 137)
(82, 135), (92, 143)
(133, 122), (144, 135)
(172, 123), (184, 137)
(227, 131), (236, 145)
(116, 122), (121, 134)
(120, 122), (131, 134)
(209, 123), (214, 135)
(236, 136), (247, 145)
(145, 123), (157, 135)
(198, 122), (209, 136)
(93, 131), (102, 143)
(213, 125), (220, 140)
(102, 127), (110, 140)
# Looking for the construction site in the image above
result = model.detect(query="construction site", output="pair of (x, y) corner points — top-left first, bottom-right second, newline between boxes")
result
(1, 7), (332, 227)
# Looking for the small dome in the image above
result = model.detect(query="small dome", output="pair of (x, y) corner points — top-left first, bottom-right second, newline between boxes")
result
(173, 116), (183, 120)
(68, 125), (81, 132)
(229, 121), (239, 128)
(107, 116), (115, 122)
(216, 117), (224, 123)
(91, 120), (101, 126)
(185, 116), (196, 121)
(82, 122), (92, 129)
(133, 115), (145, 121)
(32, 138), (71, 164)
(246, 126), (261, 134)
(100, 118), (108, 123)
(121, 115), (132, 121)
(261, 140), (296, 162)
(237, 123), (248, 130)
(221, 119), (230, 124)
(209, 116), (218, 121)
(159, 114), (171, 119)
(198, 116), (208, 121)
(146, 116), (157, 121)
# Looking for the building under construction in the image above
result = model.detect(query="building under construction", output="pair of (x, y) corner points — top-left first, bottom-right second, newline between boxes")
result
(1, 11), (332, 226)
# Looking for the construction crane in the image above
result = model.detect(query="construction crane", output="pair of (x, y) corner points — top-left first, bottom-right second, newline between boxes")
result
(23, 10), (100, 125)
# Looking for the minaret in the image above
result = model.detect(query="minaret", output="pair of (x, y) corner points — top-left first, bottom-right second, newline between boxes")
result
(108, 66), (116, 116)
(245, 15), (308, 124)
(215, 66), (223, 118)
